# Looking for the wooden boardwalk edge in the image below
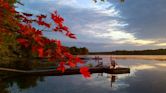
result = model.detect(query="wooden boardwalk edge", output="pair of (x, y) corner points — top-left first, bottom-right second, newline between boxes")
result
(0, 67), (130, 76)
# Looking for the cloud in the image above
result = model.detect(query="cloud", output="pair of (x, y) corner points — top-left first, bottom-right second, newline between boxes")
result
(108, 0), (166, 39)
(155, 43), (166, 47)
(16, 0), (166, 51)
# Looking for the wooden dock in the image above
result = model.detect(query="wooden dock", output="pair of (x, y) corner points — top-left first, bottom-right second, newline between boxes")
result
(0, 66), (130, 76)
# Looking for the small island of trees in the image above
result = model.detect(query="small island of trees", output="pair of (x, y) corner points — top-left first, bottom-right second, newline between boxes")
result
(67, 46), (89, 55)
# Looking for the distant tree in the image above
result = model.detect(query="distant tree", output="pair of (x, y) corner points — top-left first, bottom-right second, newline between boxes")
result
(69, 46), (78, 55)
(68, 46), (89, 55)
(80, 47), (89, 55)
(90, 49), (166, 55)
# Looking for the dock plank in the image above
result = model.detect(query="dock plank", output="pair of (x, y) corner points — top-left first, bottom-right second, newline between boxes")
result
(0, 66), (130, 76)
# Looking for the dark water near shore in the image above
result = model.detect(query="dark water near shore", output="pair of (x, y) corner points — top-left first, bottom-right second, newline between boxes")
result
(1, 55), (166, 93)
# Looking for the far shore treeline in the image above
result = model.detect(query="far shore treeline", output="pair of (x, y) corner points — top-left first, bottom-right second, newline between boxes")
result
(67, 46), (89, 55)
(89, 49), (166, 55)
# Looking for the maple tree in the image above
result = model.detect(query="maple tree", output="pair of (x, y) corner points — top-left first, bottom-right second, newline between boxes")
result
(0, 0), (90, 78)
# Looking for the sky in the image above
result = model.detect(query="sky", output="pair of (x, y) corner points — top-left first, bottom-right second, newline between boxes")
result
(16, 0), (166, 52)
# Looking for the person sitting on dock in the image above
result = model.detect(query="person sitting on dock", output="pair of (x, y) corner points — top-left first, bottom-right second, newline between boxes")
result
(110, 57), (118, 69)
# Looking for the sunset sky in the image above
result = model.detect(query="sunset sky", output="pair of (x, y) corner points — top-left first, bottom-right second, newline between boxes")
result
(16, 0), (166, 52)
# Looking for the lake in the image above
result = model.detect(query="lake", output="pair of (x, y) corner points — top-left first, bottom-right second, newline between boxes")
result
(1, 55), (166, 93)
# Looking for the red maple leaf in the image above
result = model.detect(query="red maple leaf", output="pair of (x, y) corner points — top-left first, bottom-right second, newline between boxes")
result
(68, 33), (76, 39)
(31, 46), (38, 53)
(68, 61), (76, 68)
(75, 56), (84, 64)
(36, 20), (51, 28)
(37, 14), (47, 21)
(80, 67), (91, 78)
(51, 11), (64, 25)
(17, 38), (29, 47)
(37, 47), (44, 57)
(57, 62), (65, 72)
(22, 12), (33, 17)
(64, 52), (73, 59)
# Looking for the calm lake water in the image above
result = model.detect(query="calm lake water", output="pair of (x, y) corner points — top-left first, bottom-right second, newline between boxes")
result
(1, 55), (166, 93)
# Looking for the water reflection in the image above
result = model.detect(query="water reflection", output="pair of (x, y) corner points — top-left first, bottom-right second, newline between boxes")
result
(0, 80), (9, 93)
(1, 55), (166, 93)
(96, 73), (130, 91)
(110, 75), (116, 87)
(155, 63), (166, 67)
(132, 64), (156, 70)
(0, 76), (44, 93)
(97, 73), (117, 87)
